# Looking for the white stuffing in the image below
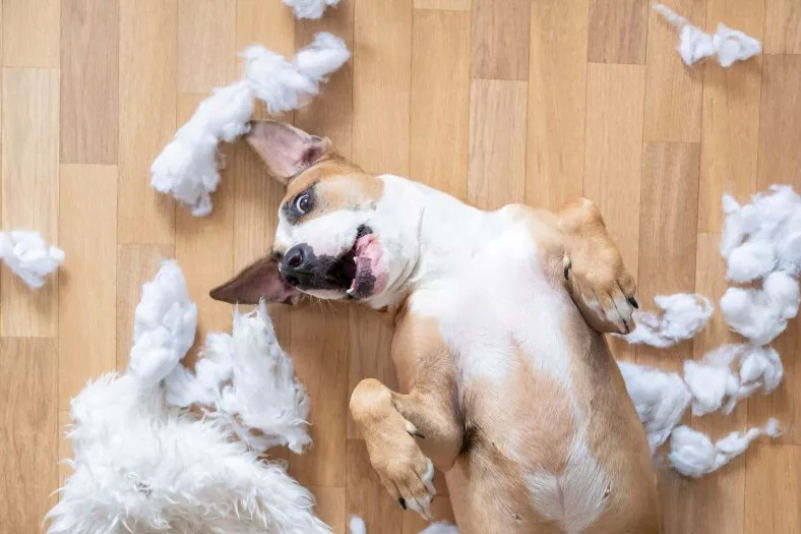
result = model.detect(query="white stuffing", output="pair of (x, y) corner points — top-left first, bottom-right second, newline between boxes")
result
(151, 32), (350, 216)
(46, 261), (332, 534)
(654, 4), (761, 67)
(669, 419), (781, 478)
(618, 361), (691, 452)
(719, 186), (801, 344)
(0, 229), (64, 288)
(683, 345), (783, 416)
(283, 0), (340, 20)
(622, 293), (714, 348)
(165, 303), (311, 454)
(349, 516), (459, 534)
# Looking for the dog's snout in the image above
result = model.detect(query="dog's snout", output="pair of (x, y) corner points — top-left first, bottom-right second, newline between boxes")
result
(281, 244), (315, 287)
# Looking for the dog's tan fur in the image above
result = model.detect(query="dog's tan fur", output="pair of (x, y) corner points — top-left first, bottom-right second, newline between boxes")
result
(215, 121), (660, 533)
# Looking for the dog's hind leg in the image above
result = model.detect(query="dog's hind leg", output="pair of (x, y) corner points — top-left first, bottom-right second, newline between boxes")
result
(557, 197), (639, 335)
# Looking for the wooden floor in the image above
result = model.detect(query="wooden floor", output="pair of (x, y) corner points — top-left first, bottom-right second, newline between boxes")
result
(1, 0), (800, 532)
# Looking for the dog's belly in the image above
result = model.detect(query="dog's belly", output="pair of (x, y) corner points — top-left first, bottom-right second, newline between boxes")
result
(409, 231), (655, 533)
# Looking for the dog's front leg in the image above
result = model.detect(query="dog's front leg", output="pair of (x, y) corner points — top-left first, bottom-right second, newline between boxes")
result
(350, 349), (462, 520)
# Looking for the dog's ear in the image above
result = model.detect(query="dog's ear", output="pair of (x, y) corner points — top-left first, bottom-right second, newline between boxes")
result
(210, 256), (300, 305)
(245, 120), (332, 184)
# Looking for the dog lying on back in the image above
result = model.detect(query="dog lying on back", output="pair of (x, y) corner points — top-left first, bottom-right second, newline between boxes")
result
(211, 121), (660, 534)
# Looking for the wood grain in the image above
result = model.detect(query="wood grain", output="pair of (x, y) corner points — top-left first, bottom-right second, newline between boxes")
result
(527, 0), (587, 210)
(467, 79), (527, 210)
(471, 0), (530, 80)
(118, 0), (177, 244)
(697, 0), (762, 233)
(587, 0), (648, 65)
(414, 0), (471, 11)
(236, 0), (295, 57)
(2, 0), (60, 68)
(60, 0), (119, 164)
(58, 164), (117, 410)
(758, 55), (801, 192)
(0, 338), (58, 532)
(584, 63), (645, 273)
(764, 0), (801, 54)
(643, 0), (704, 142)
(744, 444), (801, 534)
(410, 8), (471, 200)
(1, 68), (60, 337)
(177, 0), (236, 94)
(352, 0), (412, 175)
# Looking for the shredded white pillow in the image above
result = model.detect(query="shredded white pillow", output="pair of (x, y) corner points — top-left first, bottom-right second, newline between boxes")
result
(151, 32), (350, 216)
(0, 229), (64, 288)
(669, 419), (781, 478)
(622, 293), (713, 348)
(283, 0), (339, 19)
(654, 3), (761, 67)
(349, 516), (459, 534)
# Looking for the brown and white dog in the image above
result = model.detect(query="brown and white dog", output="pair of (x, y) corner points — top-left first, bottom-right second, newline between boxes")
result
(211, 121), (660, 534)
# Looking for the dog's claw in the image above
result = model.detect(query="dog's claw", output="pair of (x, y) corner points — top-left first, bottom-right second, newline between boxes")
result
(627, 296), (639, 309)
(399, 498), (407, 510)
(409, 429), (425, 439)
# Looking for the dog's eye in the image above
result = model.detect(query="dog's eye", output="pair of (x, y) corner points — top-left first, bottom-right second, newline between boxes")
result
(294, 192), (313, 215)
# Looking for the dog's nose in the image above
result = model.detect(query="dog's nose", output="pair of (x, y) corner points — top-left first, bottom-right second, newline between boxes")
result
(281, 244), (314, 287)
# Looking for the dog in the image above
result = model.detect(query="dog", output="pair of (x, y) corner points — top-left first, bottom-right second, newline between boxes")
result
(210, 121), (660, 534)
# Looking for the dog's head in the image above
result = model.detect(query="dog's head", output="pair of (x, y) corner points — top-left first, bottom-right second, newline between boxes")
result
(210, 121), (421, 307)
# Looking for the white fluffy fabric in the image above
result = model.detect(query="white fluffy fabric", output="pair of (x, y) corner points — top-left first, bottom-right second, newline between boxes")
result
(683, 345), (783, 416)
(618, 361), (691, 452)
(669, 419), (781, 478)
(349, 516), (459, 534)
(622, 293), (714, 348)
(283, 0), (339, 20)
(654, 3), (761, 67)
(165, 303), (311, 454)
(151, 33), (350, 216)
(719, 186), (801, 344)
(46, 262), (331, 534)
(0, 229), (64, 288)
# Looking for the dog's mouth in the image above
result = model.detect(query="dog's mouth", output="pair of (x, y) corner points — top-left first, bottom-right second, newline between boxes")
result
(330, 224), (379, 299)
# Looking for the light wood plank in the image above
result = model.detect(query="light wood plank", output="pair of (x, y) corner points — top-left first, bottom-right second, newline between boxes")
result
(414, 0), (471, 11)
(175, 94), (235, 357)
(347, 439), (404, 534)
(765, 0), (801, 54)
(60, 0), (119, 164)
(296, 0), (355, 157)
(410, 8), (471, 200)
(310, 486), (347, 534)
(353, 0), (412, 175)
(587, 0), (648, 64)
(1, 67), (60, 337)
(0, 338), (57, 532)
(467, 79), (527, 210)
(471, 0), (530, 80)
(58, 164), (117, 410)
(177, 0), (236, 94)
(527, 0), (587, 210)
(236, 0), (295, 57)
(744, 444), (801, 534)
(118, 0), (177, 244)
(2, 0), (60, 68)
(116, 244), (175, 370)
(288, 304), (349, 486)
(697, 0), (762, 233)
(684, 232), (747, 534)
(643, 0), (704, 142)
(757, 55), (801, 192)
(584, 63), (645, 273)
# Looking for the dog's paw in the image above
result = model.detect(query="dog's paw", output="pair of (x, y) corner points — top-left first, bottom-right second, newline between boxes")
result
(364, 412), (436, 520)
(564, 241), (638, 335)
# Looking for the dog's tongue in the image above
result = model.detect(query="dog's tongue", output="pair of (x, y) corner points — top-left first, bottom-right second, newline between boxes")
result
(350, 234), (382, 292)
